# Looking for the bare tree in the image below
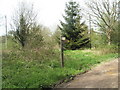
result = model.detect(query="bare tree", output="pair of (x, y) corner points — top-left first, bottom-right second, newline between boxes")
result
(86, 0), (118, 45)
(11, 2), (37, 47)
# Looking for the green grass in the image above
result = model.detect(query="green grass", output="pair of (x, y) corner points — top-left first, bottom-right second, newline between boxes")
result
(2, 49), (118, 88)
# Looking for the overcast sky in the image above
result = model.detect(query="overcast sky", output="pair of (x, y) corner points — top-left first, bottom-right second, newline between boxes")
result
(0, 0), (88, 36)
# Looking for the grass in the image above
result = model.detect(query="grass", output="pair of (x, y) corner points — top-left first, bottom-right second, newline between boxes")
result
(2, 49), (118, 88)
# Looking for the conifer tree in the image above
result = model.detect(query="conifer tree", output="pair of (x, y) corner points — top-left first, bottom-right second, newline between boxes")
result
(59, 1), (90, 50)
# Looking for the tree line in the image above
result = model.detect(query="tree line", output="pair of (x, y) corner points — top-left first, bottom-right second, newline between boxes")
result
(8, 0), (118, 50)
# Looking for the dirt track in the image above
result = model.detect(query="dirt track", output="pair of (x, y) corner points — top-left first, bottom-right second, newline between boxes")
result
(56, 59), (118, 88)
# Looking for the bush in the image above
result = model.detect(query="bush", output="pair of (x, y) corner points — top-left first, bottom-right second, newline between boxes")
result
(96, 44), (118, 54)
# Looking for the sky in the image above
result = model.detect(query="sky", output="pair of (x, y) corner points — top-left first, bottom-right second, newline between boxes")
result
(0, 0), (87, 36)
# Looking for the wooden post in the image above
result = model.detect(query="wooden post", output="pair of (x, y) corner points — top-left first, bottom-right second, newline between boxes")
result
(60, 36), (64, 67)
(89, 14), (91, 49)
(5, 16), (7, 49)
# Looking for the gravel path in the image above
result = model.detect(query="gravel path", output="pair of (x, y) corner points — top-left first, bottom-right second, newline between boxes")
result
(56, 59), (118, 88)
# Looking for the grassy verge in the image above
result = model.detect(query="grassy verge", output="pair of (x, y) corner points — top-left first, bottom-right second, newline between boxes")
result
(2, 49), (118, 88)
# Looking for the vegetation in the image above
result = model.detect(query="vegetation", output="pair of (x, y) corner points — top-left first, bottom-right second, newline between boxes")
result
(2, 42), (117, 88)
(11, 2), (38, 47)
(86, 0), (118, 45)
(1, 0), (118, 89)
(59, 1), (90, 50)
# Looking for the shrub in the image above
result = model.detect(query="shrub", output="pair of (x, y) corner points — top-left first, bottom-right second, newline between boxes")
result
(96, 44), (118, 54)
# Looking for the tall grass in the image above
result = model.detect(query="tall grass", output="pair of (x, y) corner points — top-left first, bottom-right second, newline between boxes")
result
(94, 44), (118, 54)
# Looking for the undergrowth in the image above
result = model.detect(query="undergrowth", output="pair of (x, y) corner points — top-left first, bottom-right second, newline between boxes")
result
(2, 49), (118, 88)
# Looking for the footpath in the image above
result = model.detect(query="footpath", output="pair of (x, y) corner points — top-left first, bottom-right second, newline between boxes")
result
(57, 59), (118, 88)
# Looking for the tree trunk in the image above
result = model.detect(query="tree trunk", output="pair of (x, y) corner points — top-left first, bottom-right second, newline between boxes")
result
(107, 30), (111, 45)
(108, 40), (111, 45)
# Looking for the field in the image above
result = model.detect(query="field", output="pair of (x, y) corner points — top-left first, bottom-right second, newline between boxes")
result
(2, 49), (117, 88)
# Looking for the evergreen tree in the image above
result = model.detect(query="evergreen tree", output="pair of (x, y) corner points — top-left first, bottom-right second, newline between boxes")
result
(59, 1), (90, 50)
(12, 2), (37, 48)
(14, 14), (27, 47)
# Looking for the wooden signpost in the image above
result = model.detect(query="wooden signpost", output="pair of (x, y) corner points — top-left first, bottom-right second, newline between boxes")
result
(60, 36), (66, 67)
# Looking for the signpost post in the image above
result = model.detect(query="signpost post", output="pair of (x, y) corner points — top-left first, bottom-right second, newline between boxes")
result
(60, 36), (66, 67)
(89, 14), (91, 49)
(5, 16), (7, 49)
